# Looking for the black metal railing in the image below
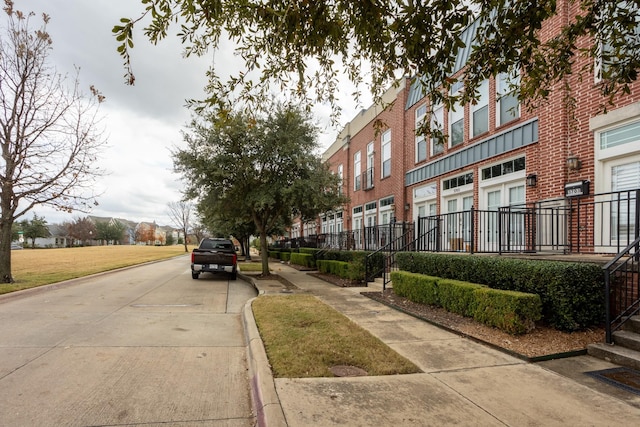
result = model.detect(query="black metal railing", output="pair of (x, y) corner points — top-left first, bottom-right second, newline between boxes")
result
(281, 188), (638, 256)
(604, 235), (640, 343)
(362, 168), (374, 190)
(364, 222), (415, 287)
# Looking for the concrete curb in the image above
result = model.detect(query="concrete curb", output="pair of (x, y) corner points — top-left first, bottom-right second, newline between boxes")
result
(242, 298), (287, 427)
(238, 269), (287, 427)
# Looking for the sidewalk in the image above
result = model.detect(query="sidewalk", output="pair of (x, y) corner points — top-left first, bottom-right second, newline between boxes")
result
(241, 263), (640, 426)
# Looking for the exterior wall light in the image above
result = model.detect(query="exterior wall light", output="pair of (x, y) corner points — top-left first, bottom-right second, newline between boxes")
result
(526, 173), (538, 187)
(567, 154), (581, 171)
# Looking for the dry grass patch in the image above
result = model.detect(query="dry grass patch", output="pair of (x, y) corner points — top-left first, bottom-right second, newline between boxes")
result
(2, 245), (193, 294)
(252, 294), (421, 378)
(237, 262), (265, 272)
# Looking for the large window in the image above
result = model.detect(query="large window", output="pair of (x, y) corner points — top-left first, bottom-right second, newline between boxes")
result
(337, 164), (343, 195)
(354, 151), (361, 191)
(415, 104), (427, 162)
(431, 104), (444, 155)
(381, 130), (391, 178)
(595, 1), (640, 82)
(449, 81), (464, 147)
(471, 79), (489, 137)
(497, 71), (520, 126)
(365, 141), (374, 189)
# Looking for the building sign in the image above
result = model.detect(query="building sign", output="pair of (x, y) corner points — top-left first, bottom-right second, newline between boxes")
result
(564, 180), (590, 198)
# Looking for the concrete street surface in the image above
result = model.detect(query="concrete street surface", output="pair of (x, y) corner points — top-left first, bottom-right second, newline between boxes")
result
(0, 255), (257, 426)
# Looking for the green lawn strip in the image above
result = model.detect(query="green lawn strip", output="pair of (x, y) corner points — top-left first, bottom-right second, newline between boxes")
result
(252, 294), (422, 378)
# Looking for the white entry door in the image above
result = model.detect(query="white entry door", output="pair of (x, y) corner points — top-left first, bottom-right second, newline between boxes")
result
(483, 182), (525, 251)
(443, 193), (473, 251)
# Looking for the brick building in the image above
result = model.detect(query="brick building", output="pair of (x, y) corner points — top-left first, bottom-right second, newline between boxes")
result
(290, 1), (639, 255)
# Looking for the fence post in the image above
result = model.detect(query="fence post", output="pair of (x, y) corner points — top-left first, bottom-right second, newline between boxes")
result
(470, 207), (475, 254)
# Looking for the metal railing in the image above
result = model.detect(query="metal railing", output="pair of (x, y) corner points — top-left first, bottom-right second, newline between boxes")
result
(362, 168), (374, 190)
(604, 236), (640, 343)
(364, 222), (415, 287)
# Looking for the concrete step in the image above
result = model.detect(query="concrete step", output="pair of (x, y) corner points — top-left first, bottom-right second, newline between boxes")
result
(613, 329), (640, 352)
(587, 342), (640, 371)
(622, 315), (640, 334)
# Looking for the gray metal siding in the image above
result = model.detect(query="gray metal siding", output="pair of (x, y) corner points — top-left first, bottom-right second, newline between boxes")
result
(405, 119), (539, 186)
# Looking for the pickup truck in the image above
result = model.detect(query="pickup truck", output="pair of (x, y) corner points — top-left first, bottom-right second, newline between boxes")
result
(191, 238), (238, 280)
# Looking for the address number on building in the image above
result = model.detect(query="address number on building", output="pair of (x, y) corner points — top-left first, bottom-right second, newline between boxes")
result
(564, 180), (590, 198)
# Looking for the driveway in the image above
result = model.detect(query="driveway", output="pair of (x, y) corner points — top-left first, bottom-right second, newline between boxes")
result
(0, 256), (257, 426)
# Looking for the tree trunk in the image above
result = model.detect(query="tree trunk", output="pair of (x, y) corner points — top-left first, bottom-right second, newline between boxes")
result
(0, 215), (14, 283)
(260, 231), (269, 276)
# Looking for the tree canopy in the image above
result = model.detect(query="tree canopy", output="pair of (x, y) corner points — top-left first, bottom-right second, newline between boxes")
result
(173, 103), (346, 274)
(116, 0), (640, 121)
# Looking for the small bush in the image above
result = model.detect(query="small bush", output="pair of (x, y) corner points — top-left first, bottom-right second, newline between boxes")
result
(396, 252), (603, 331)
(390, 271), (541, 335)
(473, 288), (542, 335)
(317, 259), (364, 282)
(290, 253), (315, 268)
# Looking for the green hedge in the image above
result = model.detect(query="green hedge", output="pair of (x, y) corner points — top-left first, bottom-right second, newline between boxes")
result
(317, 259), (364, 282)
(290, 253), (315, 268)
(473, 288), (542, 334)
(395, 252), (604, 331)
(391, 271), (541, 335)
(268, 250), (281, 259)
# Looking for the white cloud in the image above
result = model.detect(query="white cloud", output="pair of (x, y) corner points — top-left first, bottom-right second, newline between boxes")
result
(14, 0), (371, 227)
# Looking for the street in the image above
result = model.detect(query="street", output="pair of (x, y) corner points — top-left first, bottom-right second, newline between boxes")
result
(0, 256), (258, 426)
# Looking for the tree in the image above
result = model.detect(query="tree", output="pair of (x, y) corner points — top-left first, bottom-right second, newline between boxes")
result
(136, 223), (156, 245)
(19, 214), (50, 248)
(174, 103), (346, 275)
(0, 2), (106, 282)
(64, 216), (98, 246)
(95, 220), (126, 245)
(165, 233), (175, 245)
(116, 1), (639, 127)
(197, 192), (257, 259)
(167, 201), (192, 252)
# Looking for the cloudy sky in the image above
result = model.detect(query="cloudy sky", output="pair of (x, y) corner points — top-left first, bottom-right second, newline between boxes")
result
(14, 0), (369, 227)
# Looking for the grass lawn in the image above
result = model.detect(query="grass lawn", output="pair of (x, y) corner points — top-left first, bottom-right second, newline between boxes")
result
(2, 245), (194, 294)
(252, 294), (422, 378)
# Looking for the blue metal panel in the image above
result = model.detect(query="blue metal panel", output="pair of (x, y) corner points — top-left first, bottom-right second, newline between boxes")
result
(406, 119), (539, 187)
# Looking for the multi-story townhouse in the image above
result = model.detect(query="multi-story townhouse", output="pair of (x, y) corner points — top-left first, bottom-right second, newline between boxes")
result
(312, 0), (639, 256)
(314, 80), (411, 250)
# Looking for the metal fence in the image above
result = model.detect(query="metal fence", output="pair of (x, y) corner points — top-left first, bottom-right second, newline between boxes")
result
(276, 188), (638, 256)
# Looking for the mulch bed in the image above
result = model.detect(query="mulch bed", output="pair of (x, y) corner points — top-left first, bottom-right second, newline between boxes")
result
(311, 271), (605, 360)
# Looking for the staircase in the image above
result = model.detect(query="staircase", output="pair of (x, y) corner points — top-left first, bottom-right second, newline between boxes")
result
(588, 315), (640, 370)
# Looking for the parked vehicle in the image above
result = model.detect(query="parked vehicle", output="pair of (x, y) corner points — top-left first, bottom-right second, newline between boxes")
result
(191, 238), (237, 280)
(10, 243), (23, 250)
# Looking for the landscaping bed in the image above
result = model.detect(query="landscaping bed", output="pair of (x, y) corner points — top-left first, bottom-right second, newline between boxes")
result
(313, 272), (605, 360)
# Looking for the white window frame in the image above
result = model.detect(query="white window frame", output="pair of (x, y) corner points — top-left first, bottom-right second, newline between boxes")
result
(431, 104), (444, 155)
(415, 104), (427, 163)
(354, 151), (361, 191)
(470, 79), (489, 137)
(381, 130), (391, 178)
(449, 81), (464, 147)
(496, 70), (520, 126)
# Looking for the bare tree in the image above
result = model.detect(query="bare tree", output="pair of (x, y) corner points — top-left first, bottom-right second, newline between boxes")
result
(0, 2), (107, 282)
(167, 201), (192, 253)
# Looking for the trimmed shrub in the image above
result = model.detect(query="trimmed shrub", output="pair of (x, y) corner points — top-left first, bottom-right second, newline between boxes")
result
(391, 271), (439, 305)
(438, 279), (485, 317)
(390, 271), (541, 335)
(396, 252), (604, 331)
(473, 288), (542, 335)
(290, 253), (315, 268)
(317, 259), (365, 282)
(268, 250), (281, 259)
(280, 252), (291, 262)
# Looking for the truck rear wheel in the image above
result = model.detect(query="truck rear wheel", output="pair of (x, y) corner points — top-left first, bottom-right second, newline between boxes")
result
(229, 272), (237, 280)
(191, 272), (199, 279)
